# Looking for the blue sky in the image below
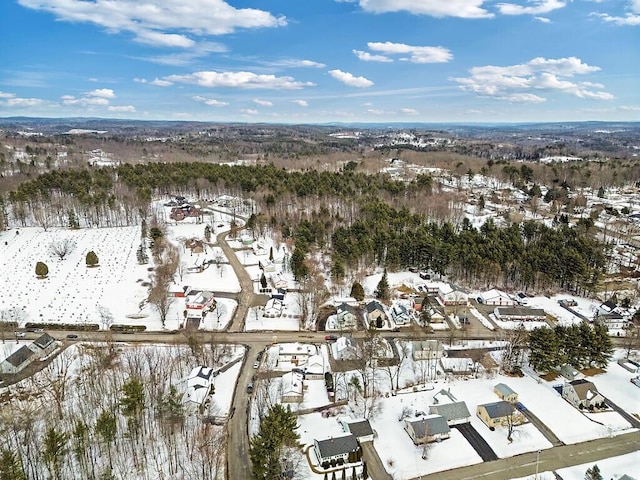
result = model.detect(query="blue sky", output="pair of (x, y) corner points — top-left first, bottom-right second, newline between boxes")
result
(0, 0), (638, 123)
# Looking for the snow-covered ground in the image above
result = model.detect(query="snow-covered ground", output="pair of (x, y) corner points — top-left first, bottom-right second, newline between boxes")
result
(512, 451), (640, 480)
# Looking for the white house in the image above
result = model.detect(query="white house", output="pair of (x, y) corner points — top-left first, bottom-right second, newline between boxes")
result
(281, 371), (304, 403)
(332, 336), (357, 361)
(0, 345), (35, 374)
(183, 366), (215, 407)
(438, 284), (468, 306)
(305, 354), (326, 380)
(404, 415), (451, 444)
(258, 259), (276, 273)
(276, 343), (317, 367)
(479, 289), (514, 306)
(390, 303), (412, 325)
(340, 418), (375, 443)
(314, 434), (360, 466)
(263, 298), (283, 318)
(562, 379), (605, 410)
(412, 340), (444, 361)
(336, 303), (358, 330)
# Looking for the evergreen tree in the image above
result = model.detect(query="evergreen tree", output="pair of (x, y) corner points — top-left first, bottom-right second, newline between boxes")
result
(331, 257), (345, 282)
(120, 378), (145, 438)
(86, 251), (99, 267)
(42, 426), (68, 480)
(0, 449), (26, 480)
(374, 269), (390, 302)
(67, 209), (80, 229)
(204, 225), (211, 242)
(35, 261), (49, 278)
(269, 246), (274, 262)
(591, 322), (613, 367)
(260, 273), (268, 289)
(528, 327), (558, 372)
(584, 464), (603, 480)
(290, 248), (308, 281)
(350, 282), (365, 302)
(250, 404), (299, 479)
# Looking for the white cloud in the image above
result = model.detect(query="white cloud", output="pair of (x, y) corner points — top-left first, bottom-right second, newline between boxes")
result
(367, 41), (453, 63)
(150, 78), (173, 87)
(165, 71), (314, 89)
(353, 50), (393, 62)
(0, 92), (45, 107)
(87, 88), (115, 99)
(62, 95), (109, 106)
(535, 16), (551, 22)
(355, 0), (493, 18)
(497, 0), (566, 15)
(453, 56), (613, 102)
(193, 96), (229, 106)
(328, 69), (374, 87)
(18, 0), (286, 47)
(400, 108), (419, 114)
(108, 105), (136, 112)
(591, 12), (640, 26)
(240, 109), (258, 115)
(253, 99), (273, 107)
(366, 109), (389, 115)
(268, 59), (326, 68)
(292, 100), (308, 107)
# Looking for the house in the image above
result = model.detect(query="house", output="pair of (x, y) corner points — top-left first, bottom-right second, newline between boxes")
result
(183, 366), (215, 407)
(428, 401), (471, 425)
(29, 333), (57, 358)
(476, 401), (525, 429)
(390, 303), (412, 325)
(494, 383), (518, 403)
(404, 415), (451, 444)
(412, 340), (444, 361)
(413, 297), (426, 312)
(561, 379), (605, 409)
(597, 300), (618, 315)
(365, 301), (387, 328)
(494, 307), (547, 322)
(0, 345), (35, 374)
(560, 364), (582, 381)
(437, 284), (468, 306)
(305, 354), (325, 380)
(258, 259), (276, 273)
(332, 336), (357, 361)
(276, 343), (317, 367)
(340, 418), (375, 443)
(596, 312), (627, 332)
(268, 273), (288, 291)
(263, 298), (284, 318)
(314, 434), (360, 466)
(281, 372), (304, 403)
(336, 303), (358, 330)
(479, 289), (514, 306)
(185, 290), (216, 317)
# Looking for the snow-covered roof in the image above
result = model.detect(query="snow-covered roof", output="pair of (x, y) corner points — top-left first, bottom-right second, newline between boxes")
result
(184, 366), (214, 406)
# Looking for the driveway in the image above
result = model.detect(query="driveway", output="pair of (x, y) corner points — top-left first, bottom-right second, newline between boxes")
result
(360, 441), (393, 480)
(453, 423), (498, 462)
(519, 407), (564, 447)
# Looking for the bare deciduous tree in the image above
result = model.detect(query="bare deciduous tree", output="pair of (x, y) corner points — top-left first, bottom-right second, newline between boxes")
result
(49, 237), (77, 260)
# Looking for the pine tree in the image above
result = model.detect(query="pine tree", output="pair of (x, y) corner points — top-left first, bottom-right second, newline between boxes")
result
(250, 404), (299, 479)
(43, 426), (68, 480)
(120, 378), (145, 438)
(86, 251), (99, 267)
(0, 449), (26, 480)
(204, 225), (211, 243)
(584, 464), (603, 480)
(35, 261), (49, 278)
(374, 269), (390, 302)
(350, 282), (365, 302)
(269, 246), (274, 262)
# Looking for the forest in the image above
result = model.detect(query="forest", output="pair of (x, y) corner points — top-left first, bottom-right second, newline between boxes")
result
(0, 162), (608, 293)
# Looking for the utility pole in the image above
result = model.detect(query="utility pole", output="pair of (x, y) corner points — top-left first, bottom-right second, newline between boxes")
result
(535, 449), (540, 479)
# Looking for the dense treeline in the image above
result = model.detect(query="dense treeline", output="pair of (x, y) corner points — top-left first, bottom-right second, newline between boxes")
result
(4, 162), (606, 292)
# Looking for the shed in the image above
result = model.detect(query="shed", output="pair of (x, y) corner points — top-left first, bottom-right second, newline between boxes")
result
(494, 383), (518, 403)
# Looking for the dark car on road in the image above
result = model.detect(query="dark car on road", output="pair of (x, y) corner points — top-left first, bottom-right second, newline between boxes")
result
(66, 334), (78, 339)
(325, 335), (338, 342)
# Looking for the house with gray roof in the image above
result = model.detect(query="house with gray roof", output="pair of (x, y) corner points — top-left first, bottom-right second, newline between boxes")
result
(336, 303), (358, 330)
(561, 379), (605, 410)
(340, 418), (374, 443)
(412, 340), (443, 361)
(476, 400), (526, 429)
(364, 301), (387, 328)
(494, 383), (518, 403)
(404, 415), (451, 445)
(0, 345), (35, 374)
(30, 333), (57, 358)
(494, 307), (547, 322)
(428, 401), (471, 426)
(314, 433), (360, 466)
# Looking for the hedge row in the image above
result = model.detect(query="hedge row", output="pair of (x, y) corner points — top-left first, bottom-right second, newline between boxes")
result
(25, 322), (100, 331)
(110, 324), (147, 332)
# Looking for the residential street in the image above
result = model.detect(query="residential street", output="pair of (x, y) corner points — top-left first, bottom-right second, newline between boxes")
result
(415, 430), (640, 480)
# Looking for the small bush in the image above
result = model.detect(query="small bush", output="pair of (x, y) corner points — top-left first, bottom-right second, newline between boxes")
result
(25, 322), (100, 331)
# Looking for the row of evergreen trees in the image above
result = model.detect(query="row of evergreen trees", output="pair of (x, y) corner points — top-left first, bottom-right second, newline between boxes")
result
(528, 322), (613, 373)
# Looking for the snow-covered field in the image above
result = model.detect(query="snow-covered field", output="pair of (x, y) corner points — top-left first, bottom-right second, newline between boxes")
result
(0, 222), (239, 331)
(512, 451), (640, 480)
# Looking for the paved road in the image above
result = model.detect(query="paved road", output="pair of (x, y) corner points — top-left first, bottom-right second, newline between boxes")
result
(415, 430), (640, 480)
(360, 442), (393, 480)
(454, 423), (498, 461)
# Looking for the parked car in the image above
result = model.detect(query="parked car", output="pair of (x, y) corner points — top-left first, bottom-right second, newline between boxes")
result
(66, 334), (78, 339)
(246, 383), (254, 394)
(516, 402), (527, 411)
(253, 361), (260, 369)
(419, 272), (431, 280)
(325, 334), (338, 342)
(292, 367), (305, 375)
(15, 332), (26, 338)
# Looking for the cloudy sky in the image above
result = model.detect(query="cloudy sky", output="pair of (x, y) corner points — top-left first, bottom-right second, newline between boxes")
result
(0, 0), (638, 123)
